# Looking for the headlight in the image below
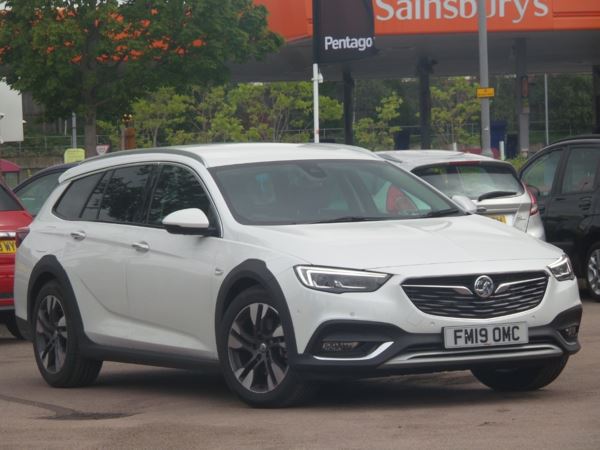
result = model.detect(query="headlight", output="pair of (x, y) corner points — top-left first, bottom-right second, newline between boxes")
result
(294, 266), (391, 294)
(548, 255), (575, 281)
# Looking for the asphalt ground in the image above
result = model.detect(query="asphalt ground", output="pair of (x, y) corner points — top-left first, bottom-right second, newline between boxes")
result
(1, 299), (599, 450)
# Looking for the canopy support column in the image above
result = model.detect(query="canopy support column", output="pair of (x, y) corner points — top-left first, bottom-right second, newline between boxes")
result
(515, 38), (530, 156)
(343, 70), (355, 145)
(417, 58), (434, 149)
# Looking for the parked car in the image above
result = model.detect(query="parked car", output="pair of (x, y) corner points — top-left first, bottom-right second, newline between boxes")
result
(0, 183), (32, 339)
(378, 150), (545, 240)
(14, 143), (581, 407)
(13, 163), (77, 217)
(520, 135), (600, 300)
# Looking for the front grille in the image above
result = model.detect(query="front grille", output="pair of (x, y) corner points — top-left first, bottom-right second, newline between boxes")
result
(401, 272), (548, 319)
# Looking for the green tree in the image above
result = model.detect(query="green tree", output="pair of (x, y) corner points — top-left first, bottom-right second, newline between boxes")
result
(355, 93), (403, 150)
(132, 87), (191, 147)
(0, 0), (281, 156)
(431, 77), (480, 147)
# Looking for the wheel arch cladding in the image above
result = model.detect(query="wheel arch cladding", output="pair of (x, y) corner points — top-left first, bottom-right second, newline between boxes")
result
(27, 255), (85, 338)
(214, 259), (299, 357)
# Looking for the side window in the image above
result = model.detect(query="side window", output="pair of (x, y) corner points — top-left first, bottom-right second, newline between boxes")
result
(15, 171), (63, 216)
(521, 149), (564, 198)
(561, 147), (600, 194)
(147, 165), (213, 226)
(81, 171), (112, 221)
(54, 172), (104, 220)
(98, 165), (154, 224)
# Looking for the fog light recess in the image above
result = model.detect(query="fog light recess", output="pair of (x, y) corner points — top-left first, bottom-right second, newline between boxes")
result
(560, 325), (579, 341)
(316, 340), (380, 358)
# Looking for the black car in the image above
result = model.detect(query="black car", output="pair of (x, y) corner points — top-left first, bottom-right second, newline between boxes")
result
(520, 135), (600, 300)
(13, 163), (77, 217)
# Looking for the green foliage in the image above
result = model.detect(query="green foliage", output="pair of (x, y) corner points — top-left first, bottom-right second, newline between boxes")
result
(0, 0), (281, 155)
(129, 82), (342, 147)
(132, 87), (190, 147)
(431, 77), (480, 147)
(507, 154), (529, 172)
(355, 93), (403, 150)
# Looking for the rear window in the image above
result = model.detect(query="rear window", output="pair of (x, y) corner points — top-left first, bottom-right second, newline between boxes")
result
(0, 185), (24, 212)
(413, 163), (524, 201)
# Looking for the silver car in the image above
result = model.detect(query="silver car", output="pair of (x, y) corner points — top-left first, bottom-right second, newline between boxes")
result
(379, 150), (545, 240)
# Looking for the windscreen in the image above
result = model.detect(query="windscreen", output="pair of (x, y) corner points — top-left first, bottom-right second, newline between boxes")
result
(413, 163), (524, 201)
(210, 160), (461, 225)
(0, 185), (23, 212)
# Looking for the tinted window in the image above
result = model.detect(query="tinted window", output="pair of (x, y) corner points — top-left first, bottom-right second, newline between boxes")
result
(415, 163), (523, 201)
(147, 165), (213, 226)
(98, 165), (153, 224)
(521, 149), (564, 198)
(81, 172), (111, 221)
(54, 173), (104, 219)
(0, 186), (23, 212)
(210, 160), (458, 225)
(15, 171), (62, 216)
(561, 147), (600, 194)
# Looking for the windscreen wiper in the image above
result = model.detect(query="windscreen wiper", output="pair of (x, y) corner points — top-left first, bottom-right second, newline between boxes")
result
(478, 191), (518, 201)
(423, 208), (462, 218)
(313, 216), (383, 224)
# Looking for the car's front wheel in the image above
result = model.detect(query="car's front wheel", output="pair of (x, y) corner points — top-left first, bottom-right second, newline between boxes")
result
(32, 280), (102, 387)
(586, 243), (600, 301)
(217, 286), (313, 407)
(471, 356), (569, 391)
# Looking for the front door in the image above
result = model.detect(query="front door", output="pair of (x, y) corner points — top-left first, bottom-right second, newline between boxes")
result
(126, 164), (220, 357)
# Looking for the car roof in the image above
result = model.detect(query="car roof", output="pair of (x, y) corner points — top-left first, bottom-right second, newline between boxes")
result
(547, 134), (600, 146)
(59, 143), (382, 182)
(377, 149), (506, 171)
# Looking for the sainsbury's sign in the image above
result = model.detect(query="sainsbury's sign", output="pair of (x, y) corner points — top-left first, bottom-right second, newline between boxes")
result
(374, 0), (552, 34)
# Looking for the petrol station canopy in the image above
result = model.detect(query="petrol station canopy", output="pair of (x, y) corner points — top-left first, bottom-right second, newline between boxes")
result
(236, 0), (600, 81)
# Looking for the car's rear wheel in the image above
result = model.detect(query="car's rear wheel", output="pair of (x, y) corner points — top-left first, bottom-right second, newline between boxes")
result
(4, 314), (25, 340)
(217, 286), (314, 407)
(586, 244), (600, 301)
(471, 356), (569, 391)
(32, 280), (102, 387)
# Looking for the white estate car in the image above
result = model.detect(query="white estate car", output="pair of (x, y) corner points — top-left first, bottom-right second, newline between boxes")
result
(378, 150), (546, 240)
(14, 143), (581, 407)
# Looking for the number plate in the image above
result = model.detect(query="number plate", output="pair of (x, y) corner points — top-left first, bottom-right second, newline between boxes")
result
(490, 215), (507, 224)
(0, 240), (16, 254)
(443, 323), (528, 349)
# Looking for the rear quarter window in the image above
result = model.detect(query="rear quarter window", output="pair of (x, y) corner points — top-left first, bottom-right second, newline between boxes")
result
(54, 173), (104, 219)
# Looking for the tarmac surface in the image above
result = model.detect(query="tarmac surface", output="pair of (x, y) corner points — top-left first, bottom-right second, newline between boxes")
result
(1, 299), (599, 450)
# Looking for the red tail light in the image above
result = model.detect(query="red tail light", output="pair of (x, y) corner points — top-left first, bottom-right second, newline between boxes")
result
(16, 227), (30, 248)
(526, 184), (539, 215)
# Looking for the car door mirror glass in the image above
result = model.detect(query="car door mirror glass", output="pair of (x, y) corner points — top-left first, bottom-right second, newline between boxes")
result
(162, 208), (212, 235)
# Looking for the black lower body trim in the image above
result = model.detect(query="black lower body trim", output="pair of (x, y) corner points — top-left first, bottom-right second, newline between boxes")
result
(291, 306), (583, 380)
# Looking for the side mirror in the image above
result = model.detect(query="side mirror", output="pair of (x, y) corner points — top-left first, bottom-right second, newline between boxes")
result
(452, 195), (478, 214)
(162, 208), (216, 236)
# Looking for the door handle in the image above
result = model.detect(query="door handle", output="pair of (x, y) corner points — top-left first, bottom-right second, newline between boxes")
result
(131, 241), (150, 253)
(70, 231), (86, 241)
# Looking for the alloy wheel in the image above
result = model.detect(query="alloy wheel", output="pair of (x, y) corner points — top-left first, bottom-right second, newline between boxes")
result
(227, 302), (288, 393)
(35, 295), (68, 374)
(587, 250), (600, 296)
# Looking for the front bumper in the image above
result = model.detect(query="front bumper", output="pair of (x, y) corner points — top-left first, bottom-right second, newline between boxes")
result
(291, 306), (582, 379)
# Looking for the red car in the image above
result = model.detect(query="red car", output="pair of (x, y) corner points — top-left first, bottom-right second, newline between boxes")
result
(0, 183), (32, 339)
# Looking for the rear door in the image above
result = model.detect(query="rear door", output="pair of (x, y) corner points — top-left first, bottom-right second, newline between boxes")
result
(543, 145), (600, 267)
(521, 147), (566, 230)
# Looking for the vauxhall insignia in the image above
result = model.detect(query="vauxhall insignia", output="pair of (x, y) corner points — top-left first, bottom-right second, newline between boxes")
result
(474, 275), (494, 298)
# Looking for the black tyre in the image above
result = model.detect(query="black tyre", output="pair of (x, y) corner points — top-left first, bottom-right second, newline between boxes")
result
(32, 280), (102, 387)
(217, 286), (314, 407)
(585, 243), (600, 301)
(472, 356), (569, 391)
(5, 314), (25, 340)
